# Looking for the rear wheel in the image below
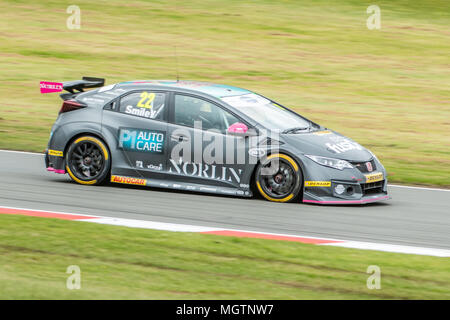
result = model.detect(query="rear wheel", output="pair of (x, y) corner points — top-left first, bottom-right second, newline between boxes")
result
(255, 153), (302, 202)
(65, 136), (110, 185)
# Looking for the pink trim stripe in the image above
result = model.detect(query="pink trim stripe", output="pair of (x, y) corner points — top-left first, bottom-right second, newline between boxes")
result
(0, 207), (96, 220)
(47, 167), (66, 174)
(201, 230), (343, 244)
(303, 195), (389, 204)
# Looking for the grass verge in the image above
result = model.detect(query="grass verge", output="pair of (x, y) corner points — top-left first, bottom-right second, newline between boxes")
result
(0, 214), (449, 299)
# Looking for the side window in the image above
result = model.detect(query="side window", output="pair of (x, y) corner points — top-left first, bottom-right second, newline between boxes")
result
(174, 95), (240, 132)
(119, 91), (166, 121)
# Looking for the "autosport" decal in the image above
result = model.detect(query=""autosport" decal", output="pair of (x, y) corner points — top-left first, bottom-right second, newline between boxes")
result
(110, 175), (147, 186)
(118, 128), (165, 153)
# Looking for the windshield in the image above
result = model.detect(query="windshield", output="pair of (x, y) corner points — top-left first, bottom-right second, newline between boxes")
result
(221, 93), (313, 132)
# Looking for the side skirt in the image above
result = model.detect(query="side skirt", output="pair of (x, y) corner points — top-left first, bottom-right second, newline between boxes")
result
(109, 174), (253, 198)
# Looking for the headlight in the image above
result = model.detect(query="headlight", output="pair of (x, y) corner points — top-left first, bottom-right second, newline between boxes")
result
(305, 155), (353, 170)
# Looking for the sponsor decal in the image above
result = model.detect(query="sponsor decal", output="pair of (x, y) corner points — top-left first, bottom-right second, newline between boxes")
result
(168, 159), (243, 183)
(365, 172), (383, 183)
(240, 183), (250, 189)
(222, 93), (271, 108)
(40, 81), (63, 94)
(248, 148), (266, 158)
(110, 175), (147, 186)
(305, 181), (331, 187)
(147, 163), (163, 171)
(125, 105), (159, 119)
(124, 91), (164, 119)
(119, 128), (165, 153)
(325, 136), (363, 154)
(335, 184), (346, 194)
(136, 160), (162, 171)
(366, 161), (373, 172)
(48, 149), (63, 157)
(82, 97), (105, 104)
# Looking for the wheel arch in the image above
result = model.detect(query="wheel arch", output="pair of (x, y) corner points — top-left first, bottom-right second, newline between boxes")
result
(250, 149), (306, 201)
(64, 131), (112, 185)
(64, 131), (111, 159)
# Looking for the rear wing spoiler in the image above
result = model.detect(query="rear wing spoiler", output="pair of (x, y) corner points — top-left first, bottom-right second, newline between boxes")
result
(63, 77), (105, 93)
(60, 77), (105, 100)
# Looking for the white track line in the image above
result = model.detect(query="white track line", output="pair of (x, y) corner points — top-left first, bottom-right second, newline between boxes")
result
(208, 227), (345, 242)
(81, 217), (223, 233)
(0, 149), (43, 156)
(388, 184), (450, 192)
(322, 241), (450, 258)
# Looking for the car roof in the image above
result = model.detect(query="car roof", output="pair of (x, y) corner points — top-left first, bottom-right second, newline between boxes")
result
(117, 80), (252, 98)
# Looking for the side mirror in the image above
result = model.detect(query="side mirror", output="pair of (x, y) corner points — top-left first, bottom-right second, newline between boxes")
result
(227, 123), (257, 137)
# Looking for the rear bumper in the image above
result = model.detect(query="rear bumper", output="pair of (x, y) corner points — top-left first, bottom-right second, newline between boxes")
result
(45, 149), (66, 174)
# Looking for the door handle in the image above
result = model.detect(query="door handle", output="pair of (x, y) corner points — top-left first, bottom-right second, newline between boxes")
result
(171, 134), (189, 142)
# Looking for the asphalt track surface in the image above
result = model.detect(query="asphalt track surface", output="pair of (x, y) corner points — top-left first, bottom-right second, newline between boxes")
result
(1, 150), (449, 250)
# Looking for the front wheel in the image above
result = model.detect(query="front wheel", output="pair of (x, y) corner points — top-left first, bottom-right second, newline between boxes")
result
(65, 136), (111, 185)
(255, 153), (302, 202)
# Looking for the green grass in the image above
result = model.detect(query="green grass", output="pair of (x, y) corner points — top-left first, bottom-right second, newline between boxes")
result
(0, 0), (449, 186)
(0, 214), (449, 299)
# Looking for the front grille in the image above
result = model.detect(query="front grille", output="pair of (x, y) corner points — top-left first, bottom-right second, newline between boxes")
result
(361, 180), (384, 195)
(351, 160), (377, 173)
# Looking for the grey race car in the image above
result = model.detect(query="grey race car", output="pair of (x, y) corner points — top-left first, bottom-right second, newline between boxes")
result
(45, 77), (389, 204)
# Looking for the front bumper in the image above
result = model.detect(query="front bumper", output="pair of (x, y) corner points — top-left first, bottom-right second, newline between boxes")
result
(303, 192), (389, 205)
(301, 157), (389, 205)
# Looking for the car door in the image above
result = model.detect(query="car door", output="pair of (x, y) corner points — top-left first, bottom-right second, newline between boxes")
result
(166, 93), (254, 192)
(102, 90), (169, 179)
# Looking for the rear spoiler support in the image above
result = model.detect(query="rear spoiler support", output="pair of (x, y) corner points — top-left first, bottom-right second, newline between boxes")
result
(60, 77), (105, 100)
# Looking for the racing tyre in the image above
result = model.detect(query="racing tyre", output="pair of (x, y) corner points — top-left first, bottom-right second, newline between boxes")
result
(255, 153), (302, 202)
(65, 136), (111, 185)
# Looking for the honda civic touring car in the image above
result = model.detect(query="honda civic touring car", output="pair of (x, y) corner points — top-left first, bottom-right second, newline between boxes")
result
(45, 77), (389, 204)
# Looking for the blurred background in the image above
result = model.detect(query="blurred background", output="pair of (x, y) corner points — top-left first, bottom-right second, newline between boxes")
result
(0, 0), (449, 186)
